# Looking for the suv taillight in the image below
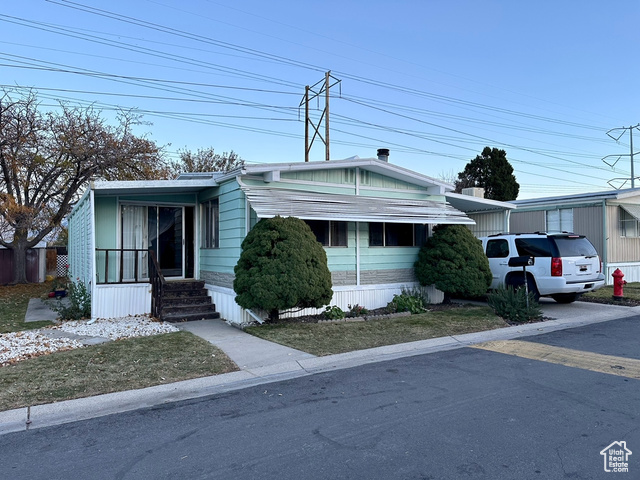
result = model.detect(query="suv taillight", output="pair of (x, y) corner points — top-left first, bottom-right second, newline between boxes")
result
(551, 257), (562, 276)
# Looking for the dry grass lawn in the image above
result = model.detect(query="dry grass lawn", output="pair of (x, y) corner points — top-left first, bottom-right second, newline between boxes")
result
(0, 331), (238, 411)
(0, 281), (54, 333)
(245, 305), (508, 356)
(581, 282), (640, 305)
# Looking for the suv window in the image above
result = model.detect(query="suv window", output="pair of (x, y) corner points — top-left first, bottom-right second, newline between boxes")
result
(486, 239), (509, 258)
(515, 237), (558, 257)
(552, 236), (598, 257)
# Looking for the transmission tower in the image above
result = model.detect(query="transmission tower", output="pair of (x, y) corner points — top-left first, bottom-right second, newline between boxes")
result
(602, 124), (640, 188)
(299, 71), (341, 162)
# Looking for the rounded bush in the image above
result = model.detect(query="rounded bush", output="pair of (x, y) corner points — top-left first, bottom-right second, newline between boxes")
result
(414, 224), (492, 300)
(233, 216), (333, 321)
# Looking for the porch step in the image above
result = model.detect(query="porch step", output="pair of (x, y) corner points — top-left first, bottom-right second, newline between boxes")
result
(161, 295), (213, 306)
(157, 280), (220, 323)
(163, 280), (207, 293)
(162, 308), (220, 323)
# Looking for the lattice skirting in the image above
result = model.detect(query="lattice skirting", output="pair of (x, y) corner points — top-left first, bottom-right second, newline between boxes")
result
(56, 254), (68, 277)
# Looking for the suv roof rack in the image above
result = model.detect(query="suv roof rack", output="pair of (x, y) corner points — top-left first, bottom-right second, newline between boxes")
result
(487, 232), (547, 237)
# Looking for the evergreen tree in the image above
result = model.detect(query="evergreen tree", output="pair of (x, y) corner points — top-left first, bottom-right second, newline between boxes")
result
(455, 147), (519, 201)
(414, 224), (492, 301)
(233, 216), (333, 322)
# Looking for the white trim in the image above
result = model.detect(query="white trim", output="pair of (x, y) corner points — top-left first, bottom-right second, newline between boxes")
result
(356, 222), (361, 285)
(89, 188), (97, 319)
(195, 193), (201, 279)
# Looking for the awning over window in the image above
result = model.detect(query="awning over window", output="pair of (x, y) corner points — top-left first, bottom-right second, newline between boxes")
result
(241, 185), (475, 225)
(619, 204), (640, 221)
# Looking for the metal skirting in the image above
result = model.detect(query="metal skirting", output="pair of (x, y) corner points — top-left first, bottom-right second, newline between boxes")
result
(92, 284), (152, 319)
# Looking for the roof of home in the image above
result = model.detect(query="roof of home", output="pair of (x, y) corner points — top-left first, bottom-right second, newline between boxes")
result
(240, 184), (475, 224)
(513, 187), (640, 208)
(224, 158), (454, 194)
(91, 158), (454, 195)
(87, 158), (512, 218)
(445, 192), (516, 213)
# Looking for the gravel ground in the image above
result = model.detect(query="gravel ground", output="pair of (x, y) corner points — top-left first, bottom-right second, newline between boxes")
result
(52, 315), (179, 340)
(0, 316), (179, 366)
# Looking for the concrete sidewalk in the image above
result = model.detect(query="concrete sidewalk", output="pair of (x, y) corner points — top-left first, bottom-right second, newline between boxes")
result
(2, 299), (640, 435)
(25, 298), (62, 323)
(177, 319), (315, 375)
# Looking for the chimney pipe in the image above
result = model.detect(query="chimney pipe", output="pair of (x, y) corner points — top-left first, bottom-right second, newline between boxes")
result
(377, 148), (390, 162)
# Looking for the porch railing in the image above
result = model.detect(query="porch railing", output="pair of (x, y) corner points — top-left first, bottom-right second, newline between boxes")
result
(149, 250), (165, 319)
(95, 248), (151, 284)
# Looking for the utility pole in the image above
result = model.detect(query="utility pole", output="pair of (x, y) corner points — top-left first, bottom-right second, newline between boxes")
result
(603, 124), (640, 189)
(299, 71), (341, 162)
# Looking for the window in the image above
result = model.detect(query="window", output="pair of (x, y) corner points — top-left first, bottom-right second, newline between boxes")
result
(202, 198), (219, 248)
(515, 238), (557, 257)
(546, 208), (573, 232)
(620, 208), (639, 237)
(305, 220), (348, 247)
(486, 239), (509, 258)
(369, 223), (428, 247)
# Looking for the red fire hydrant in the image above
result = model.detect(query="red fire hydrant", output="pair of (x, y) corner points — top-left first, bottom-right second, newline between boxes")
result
(612, 268), (627, 299)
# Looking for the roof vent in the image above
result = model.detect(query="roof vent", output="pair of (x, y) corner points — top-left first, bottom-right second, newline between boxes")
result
(461, 187), (485, 198)
(377, 148), (390, 162)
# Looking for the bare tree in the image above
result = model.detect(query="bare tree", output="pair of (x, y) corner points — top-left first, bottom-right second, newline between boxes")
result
(437, 169), (458, 185)
(169, 147), (243, 177)
(0, 90), (164, 283)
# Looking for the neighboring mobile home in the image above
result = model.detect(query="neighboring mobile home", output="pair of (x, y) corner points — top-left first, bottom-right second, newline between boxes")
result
(68, 156), (513, 325)
(510, 188), (640, 284)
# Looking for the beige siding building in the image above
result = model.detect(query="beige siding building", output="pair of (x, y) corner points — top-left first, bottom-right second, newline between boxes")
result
(511, 188), (640, 284)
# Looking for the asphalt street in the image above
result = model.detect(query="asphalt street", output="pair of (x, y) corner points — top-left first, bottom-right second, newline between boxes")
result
(1, 316), (639, 480)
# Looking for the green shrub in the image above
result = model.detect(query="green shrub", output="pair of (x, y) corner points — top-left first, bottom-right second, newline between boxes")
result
(233, 216), (333, 322)
(324, 305), (345, 320)
(387, 287), (429, 314)
(487, 286), (542, 323)
(414, 224), (492, 301)
(51, 278), (91, 320)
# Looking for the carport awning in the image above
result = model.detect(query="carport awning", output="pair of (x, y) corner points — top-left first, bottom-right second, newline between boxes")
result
(240, 185), (475, 224)
(619, 204), (640, 221)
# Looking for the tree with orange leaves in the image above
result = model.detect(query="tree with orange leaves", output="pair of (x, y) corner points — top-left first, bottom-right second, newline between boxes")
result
(0, 89), (167, 283)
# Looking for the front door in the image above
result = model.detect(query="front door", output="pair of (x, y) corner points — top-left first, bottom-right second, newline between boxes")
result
(122, 204), (194, 280)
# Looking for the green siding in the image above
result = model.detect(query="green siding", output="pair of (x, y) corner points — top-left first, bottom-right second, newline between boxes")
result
(359, 188), (440, 200)
(323, 222), (357, 272)
(277, 168), (429, 192)
(280, 169), (352, 184)
(358, 222), (420, 271)
(67, 190), (93, 288)
(365, 171), (424, 190)
(243, 178), (356, 195)
(199, 180), (246, 275)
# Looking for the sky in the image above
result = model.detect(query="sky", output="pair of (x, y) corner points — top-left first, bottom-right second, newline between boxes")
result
(2, 0), (640, 199)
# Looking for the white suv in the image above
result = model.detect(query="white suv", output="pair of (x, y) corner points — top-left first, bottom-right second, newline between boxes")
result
(479, 232), (605, 303)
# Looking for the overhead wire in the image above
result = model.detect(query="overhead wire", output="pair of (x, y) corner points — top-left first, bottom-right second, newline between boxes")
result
(1, 3), (623, 192)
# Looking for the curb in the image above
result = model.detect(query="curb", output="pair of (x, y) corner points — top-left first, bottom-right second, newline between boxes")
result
(2, 305), (640, 436)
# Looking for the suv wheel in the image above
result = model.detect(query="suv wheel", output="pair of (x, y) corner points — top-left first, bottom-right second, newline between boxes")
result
(551, 293), (581, 304)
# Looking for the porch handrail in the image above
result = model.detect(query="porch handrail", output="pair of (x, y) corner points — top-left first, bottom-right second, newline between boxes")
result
(149, 250), (166, 320)
(95, 248), (151, 284)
